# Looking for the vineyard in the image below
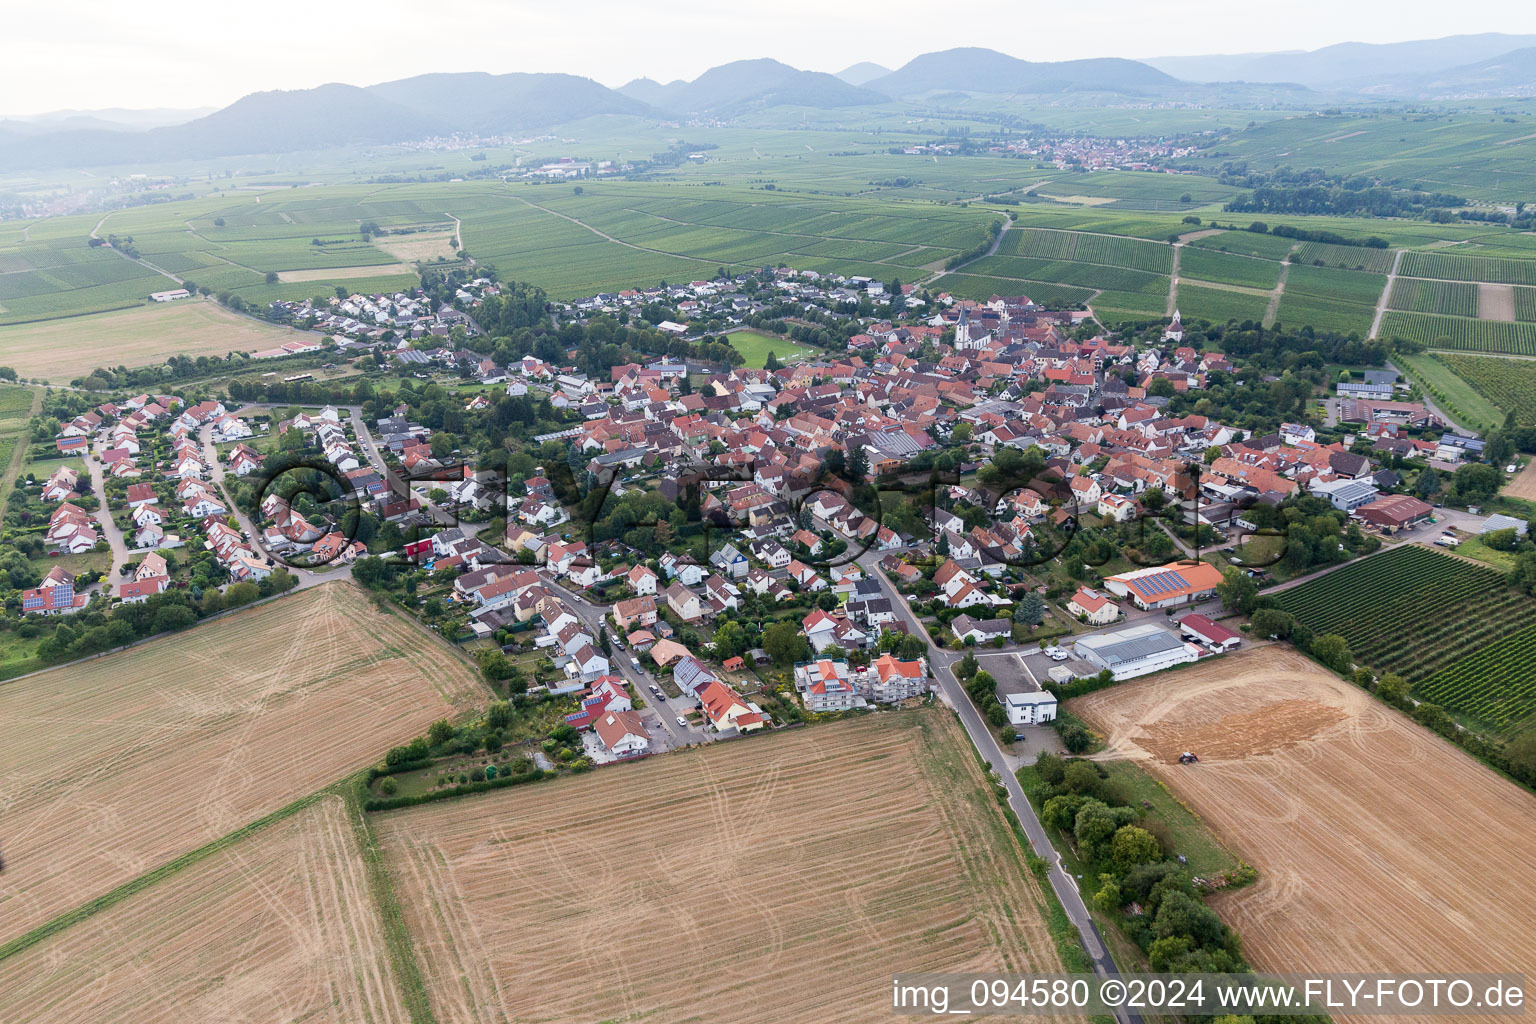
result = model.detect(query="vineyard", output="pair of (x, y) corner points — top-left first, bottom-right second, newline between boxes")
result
(1379, 311), (1536, 355)
(1274, 546), (1536, 733)
(1293, 241), (1395, 274)
(1437, 353), (1536, 424)
(998, 228), (1173, 273)
(1389, 278), (1478, 318)
(1398, 251), (1536, 286)
(1516, 287), (1536, 323)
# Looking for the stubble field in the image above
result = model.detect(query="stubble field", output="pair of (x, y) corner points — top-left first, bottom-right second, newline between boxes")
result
(1071, 648), (1536, 1023)
(0, 583), (486, 948)
(0, 795), (405, 1024)
(376, 710), (1066, 1024)
(0, 299), (303, 382)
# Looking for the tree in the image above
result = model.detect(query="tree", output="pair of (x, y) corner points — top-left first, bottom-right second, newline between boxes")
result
(951, 422), (973, 444)
(265, 271), (279, 284)
(1111, 825), (1162, 871)
(1072, 798), (1121, 862)
(1062, 760), (1103, 796)
(223, 582), (260, 607)
(1414, 467), (1440, 498)
(1249, 607), (1294, 639)
(897, 633), (928, 661)
(1152, 890), (1228, 947)
(763, 620), (809, 666)
(956, 650), (979, 680)
(1093, 874), (1122, 913)
(1311, 633), (1352, 674)
(428, 719), (456, 746)
(764, 351), (781, 371)
(1217, 566), (1259, 614)
(1013, 591), (1046, 626)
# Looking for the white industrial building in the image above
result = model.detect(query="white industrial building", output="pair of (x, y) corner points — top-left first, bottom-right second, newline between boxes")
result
(1074, 623), (1199, 681)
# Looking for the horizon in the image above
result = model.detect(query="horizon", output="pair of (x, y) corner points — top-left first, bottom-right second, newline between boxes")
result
(5, 2), (1535, 117)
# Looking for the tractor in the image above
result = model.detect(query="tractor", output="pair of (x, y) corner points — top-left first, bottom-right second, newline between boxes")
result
(1178, 751), (1199, 764)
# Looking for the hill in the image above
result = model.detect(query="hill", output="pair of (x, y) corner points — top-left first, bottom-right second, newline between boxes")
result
(368, 72), (651, 132)
(868, 47), (1176, 96)
(0, 83), (445, 170)
(1145, 33), (1536, 89)
(634, 58), (887, 113)
(834, 61), (891, 86)
(1393, 46), (1536, 98)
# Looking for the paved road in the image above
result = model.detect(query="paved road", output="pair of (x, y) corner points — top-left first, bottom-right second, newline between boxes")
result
(541, 576), (709, 748)
(198, 423), (334, 592)
(854, 549), (1141, 1024)
(85, 434), (132, 586)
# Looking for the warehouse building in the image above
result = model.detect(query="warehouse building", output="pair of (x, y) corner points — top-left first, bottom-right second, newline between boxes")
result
(1355, 493), (1434, 532)
(1103, 560), (1223, 611)
(1075, 623), (1199, 681)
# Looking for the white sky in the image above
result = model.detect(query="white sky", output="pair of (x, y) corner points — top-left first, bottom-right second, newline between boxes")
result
(4, 0), (1534, 116)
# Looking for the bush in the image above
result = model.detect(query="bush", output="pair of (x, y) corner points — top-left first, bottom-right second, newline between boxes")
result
(380, 777), (398, 796)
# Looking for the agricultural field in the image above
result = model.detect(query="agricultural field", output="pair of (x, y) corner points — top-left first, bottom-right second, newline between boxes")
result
(1437, 352), (1536, 424)
(0, 299), (307, 382)
(939, 273), (1095, 307)
(0, 583), (487, 947)
(1516, 286), (1536, 322)
(1273, 264), (1385, 336)
(376, 710), (1066, 1024)
(0, 795), (406, 1024)
(1175, 283), (1270, 325)
(1291, 241), (1395, 274)
(996, 227), (1174, 273)
(1273, 545), (1536, 732)
(1392, 351), (1504, 434)
(1388, 278), (1479, 318)
(723, 328), (818, 367)
(1379, 311), (1536, 355)
(0, 383), (38, 508)
(1399, 250), (1536, 286)
(1188, 229), (1299, 260)
(1071, 647), (1536, 1011)
(1177, 245), (1282, 290)
(0, 242), (168, 324)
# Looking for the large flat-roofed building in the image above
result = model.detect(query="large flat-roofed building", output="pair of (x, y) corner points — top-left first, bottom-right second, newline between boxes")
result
(1103, 560), (1223, 611)
(1356, 493), (1434, 532)
(1075, 623), (1198, 681)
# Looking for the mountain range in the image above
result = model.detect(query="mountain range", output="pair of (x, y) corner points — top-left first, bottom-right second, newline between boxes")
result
(8, 34), (1536, 171)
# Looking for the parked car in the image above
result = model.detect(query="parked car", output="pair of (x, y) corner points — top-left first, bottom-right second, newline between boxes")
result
(676, 716), (687, 728)
(1043, 646), (1069, 661)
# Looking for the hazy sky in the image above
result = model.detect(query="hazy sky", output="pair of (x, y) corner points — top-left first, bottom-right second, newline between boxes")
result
(5, 0), (1534, 115)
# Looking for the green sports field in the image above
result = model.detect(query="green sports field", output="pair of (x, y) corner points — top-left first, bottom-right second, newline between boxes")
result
(723, 329), (819, 368)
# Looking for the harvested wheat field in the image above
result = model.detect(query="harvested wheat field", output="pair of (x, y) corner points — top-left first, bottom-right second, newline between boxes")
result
(0, 583), (485, 947)
(0, 795), (403, 1024)
(1073, 647), (1536, 1022)
(1505, 459), (1536, 501)
(0, 299), (302, 382)
(377, 710), (1065, 1024)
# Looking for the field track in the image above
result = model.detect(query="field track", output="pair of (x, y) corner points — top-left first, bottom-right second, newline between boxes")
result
(1072, 648), (1536, 1023)
(0, 796), (405, 1024)
(0, 583), (486, 947)
(377, 710), (1068, 1024)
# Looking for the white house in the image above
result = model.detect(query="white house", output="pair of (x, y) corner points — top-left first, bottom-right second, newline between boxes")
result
(1004, 690), (1059, 726)
(1066, 587), (1120, 625)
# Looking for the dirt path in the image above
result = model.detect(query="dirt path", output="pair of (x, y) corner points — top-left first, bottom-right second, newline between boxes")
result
(1263, 259), (1292, 327)
(510, 194), (741, 271)
(1479, 282), (1515, 320)
(1369, 249), (1405, 339)
(1166, 242), (1181, 316)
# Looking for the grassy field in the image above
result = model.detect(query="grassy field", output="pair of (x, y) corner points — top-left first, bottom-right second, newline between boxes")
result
(1379, 311), (1536, 355)
(0, 583), (487, 947)
(1072, 647), (1536, 1006)
(0, 299), (307, 382)
(376, 710), (1065, 1024)
(0, 795), (407, 1024)
(1274, 264), (1386, 335)
(1393, 351), (1505, 433)
(723, 328), (819, 368)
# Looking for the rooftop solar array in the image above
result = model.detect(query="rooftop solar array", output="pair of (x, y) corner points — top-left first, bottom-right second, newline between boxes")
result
(1135, 569), (1188, 595)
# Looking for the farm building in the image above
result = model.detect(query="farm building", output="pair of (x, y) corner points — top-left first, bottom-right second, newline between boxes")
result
(1355, 494), (1434, 532)
(1075, 623), (1198, 680)
(1178, 614), (1242, 652)
(1311, 478), (1379, 513)
(1004, 690), (1058, 727)
(149, 288), (191, 302)
(1103, 561), (1223, 611)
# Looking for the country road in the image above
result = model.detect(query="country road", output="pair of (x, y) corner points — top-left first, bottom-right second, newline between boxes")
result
(854, 548), (1142, 1024)
(1369, 249), (1404, 339)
